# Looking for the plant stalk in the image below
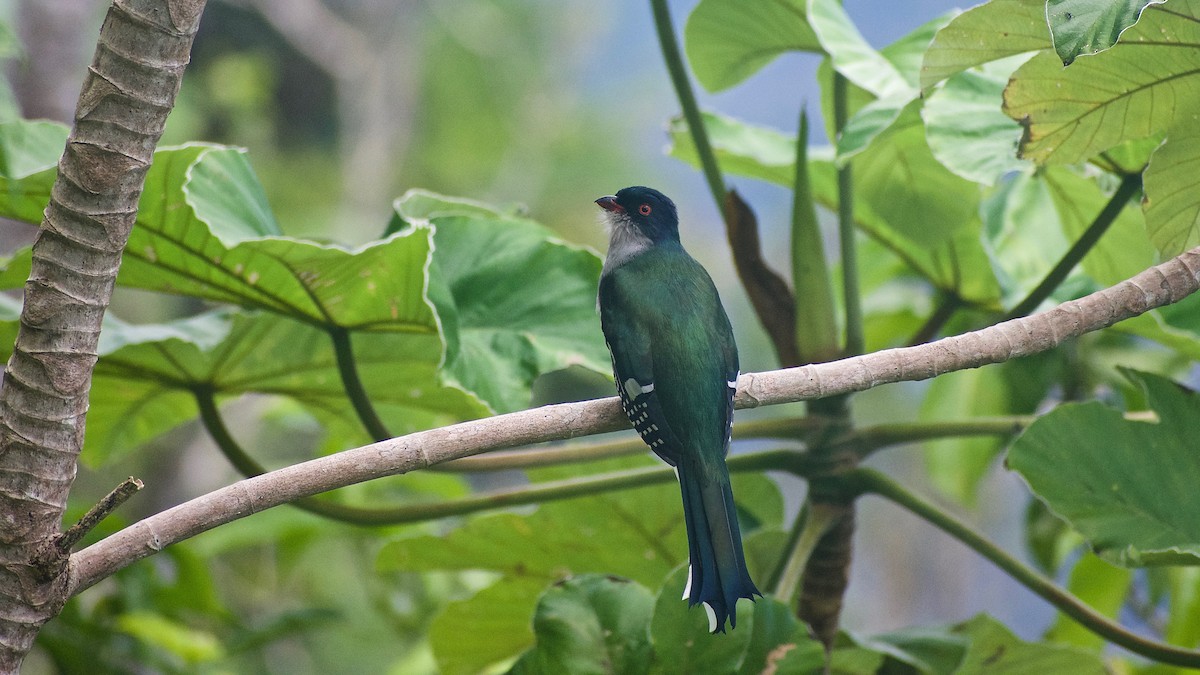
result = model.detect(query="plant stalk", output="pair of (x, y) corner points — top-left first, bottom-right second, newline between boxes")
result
(855, 468), (1200, 668)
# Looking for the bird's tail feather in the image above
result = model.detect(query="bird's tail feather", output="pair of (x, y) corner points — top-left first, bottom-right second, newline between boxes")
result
(678, 465), (760, 633)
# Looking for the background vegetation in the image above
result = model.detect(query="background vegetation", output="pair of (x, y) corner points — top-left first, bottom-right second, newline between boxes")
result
(3, 0), (1200, 672)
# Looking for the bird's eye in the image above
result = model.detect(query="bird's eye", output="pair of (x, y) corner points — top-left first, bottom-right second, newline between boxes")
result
(639, 204), (652, 216)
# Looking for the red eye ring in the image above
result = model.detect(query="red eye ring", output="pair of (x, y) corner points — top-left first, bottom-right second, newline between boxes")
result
(638, 204), (652, 216)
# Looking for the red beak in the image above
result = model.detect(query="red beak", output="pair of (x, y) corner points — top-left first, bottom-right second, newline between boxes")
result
(595, 195), (624, 213)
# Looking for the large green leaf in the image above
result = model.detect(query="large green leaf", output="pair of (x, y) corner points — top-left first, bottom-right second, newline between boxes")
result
(923, 56), (1033, 185)
(845, 102), (980, 248)
(0, 143), (438, 332)
(1004, 2), (1200, 165)
(85, 308), (487, 465)
(1144, 123), (1200, 255)
(1047, 0), (1162, 65)
(953, 615), (1104, 673)
(806, 0), (913, 99)
(0, 119), (68, 180)
(1042, 166), (1156, 285)
(668, 112), (796, 188)
(508, 575), (655, 675)
(684, 0), (822, 93)
(920, 367), (1012, 504)
(736, 597), (802, 675)
(0, 293), (18, 363)
(819, 13), (951, 146)
(393, 190), (609, 413)
(1009, 370), (1200, 566)
(667, 112), (999, 305)
(0, 120), (60, 228)
(1044, 553), (1131, 650)
(431, 576), (544, 675)
(649, 565), (753, 674)
(980, 170), (1072, 307)
(920, 0), (1051, 91)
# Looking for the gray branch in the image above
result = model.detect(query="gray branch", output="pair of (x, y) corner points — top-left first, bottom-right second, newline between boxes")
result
(67, 246), (1200, 597)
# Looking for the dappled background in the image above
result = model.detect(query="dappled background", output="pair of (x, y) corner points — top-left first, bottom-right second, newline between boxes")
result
(0, 0), (1085, 671)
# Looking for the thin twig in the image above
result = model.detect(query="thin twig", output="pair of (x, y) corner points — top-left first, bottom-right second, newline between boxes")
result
(56, 478), (143, 555)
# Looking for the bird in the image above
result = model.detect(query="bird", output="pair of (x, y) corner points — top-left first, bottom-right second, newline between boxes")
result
(595, 186), (759, 633)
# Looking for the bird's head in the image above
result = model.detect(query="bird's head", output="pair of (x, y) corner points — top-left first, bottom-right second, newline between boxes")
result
(595, 186), (679, 244)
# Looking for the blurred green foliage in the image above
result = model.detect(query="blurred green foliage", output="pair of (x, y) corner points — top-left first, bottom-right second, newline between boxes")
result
(4, 0), (1200, 673)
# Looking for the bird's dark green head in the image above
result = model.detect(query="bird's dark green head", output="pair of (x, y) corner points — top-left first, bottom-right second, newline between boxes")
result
(595, 186), (679, 244)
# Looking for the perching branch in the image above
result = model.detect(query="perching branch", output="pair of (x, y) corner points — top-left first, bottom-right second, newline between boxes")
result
(66, 245), (1200, 598)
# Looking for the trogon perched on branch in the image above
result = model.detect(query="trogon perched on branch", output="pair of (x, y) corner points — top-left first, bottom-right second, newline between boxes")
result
(595, 186), (760, 632)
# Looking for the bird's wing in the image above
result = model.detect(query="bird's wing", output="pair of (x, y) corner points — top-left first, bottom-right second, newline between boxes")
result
(599, 274), (688, 467)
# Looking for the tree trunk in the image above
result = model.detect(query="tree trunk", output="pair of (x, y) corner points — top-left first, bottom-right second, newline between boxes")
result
(0, 0), (204, 668)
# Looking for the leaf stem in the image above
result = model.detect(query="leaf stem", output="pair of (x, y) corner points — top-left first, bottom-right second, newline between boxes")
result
(194, 388), (426, 526)
(328, 326), (391, 442)
(854, 468), (1200, 668)
(771, 503), (842, 603)
(906, 292), (963, 346)
(1003, 172), (1142, 320)
(833, 73), (863, 356)
(649, 0), (725, 210)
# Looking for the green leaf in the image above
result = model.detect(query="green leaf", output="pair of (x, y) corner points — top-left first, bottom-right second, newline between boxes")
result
(1009, 370), (1200, 566)
(857, 625), (968, 673)
(923, 56), (1033, 185)
(920, 366), (1011, 503)
(378, 459), (688, 586)
(1166, 567), (1200, 647)
(431, 576), (543, 675)
(1048, 0), (1162, 65)
(732, 473), (785, 532)
(848, 101), (980, 248)
(980, 170), (1072, 306)
(1044, 553), (1132, 650)
(115, 611), (225, 665)
(85, 309), (486, 465)
(667, 112), (1000, 305)
(649, 565), (753, 674)
(773, 634), (885, 674)
(394, 189), (609, 413)
(510, 575), (655, 675)
(0, 293), (18, 363)
(668, 111), (797, 188)
(1144, 123), (1200, 256)
(1004, 3), (1200, 164)
(684, 0), (822, 93)
(952, 615), (1104, 673)
(1042, 166), (1155, 286)
(0, 119), (68, 179)
(1025, 499), (1085, 574)
(807, 0), (914, 99)
(736, 597), (804, 675)
(920, 0), (1051, 91)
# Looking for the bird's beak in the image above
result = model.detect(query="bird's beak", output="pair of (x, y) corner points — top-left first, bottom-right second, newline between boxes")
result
(595, 196), (624, 213)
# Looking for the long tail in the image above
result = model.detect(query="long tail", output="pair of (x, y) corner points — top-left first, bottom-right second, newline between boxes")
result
(677, 464), (760, 632)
